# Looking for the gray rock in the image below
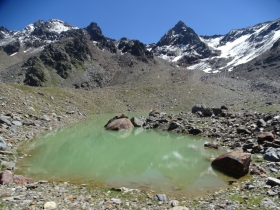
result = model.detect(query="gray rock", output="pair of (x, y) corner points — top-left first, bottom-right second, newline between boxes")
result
(130, 117), (145, 127)
(267, 177), (280, 186)
(264, 147), (280, 162)
(170, 200), (179, 207)
(111, 198), (121, 205)
(0, 116), (12, 126)
(1, 161), (15, 170)
(259, 198), (277, 208)
(171, 207), (189, 210)
(257, 119), (266, 127)
(154, 194), (168, 202)
(0, 136), (6, 151)
(12, 121), (22, 126)
(40, 115), (51, 121)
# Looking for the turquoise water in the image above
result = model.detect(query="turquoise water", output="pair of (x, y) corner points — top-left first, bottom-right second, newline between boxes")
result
(17, 113), (231, 196)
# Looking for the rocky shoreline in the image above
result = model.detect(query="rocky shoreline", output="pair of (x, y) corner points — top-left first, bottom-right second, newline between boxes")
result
(1, 91), (280, 209)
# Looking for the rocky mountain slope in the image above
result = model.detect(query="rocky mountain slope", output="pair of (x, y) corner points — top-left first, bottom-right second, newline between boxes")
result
(0, 19), (155, 89)
(152, 18), (280, 73)
(0, 18), (279, 93)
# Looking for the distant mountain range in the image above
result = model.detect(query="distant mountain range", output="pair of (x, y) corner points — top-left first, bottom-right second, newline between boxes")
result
(0, 18), (279, 89)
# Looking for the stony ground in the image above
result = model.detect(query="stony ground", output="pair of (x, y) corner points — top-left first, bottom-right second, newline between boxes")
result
(0, 79), (280, 209)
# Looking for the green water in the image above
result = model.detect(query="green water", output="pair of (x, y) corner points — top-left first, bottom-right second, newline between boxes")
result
(17, 113), (232, 196)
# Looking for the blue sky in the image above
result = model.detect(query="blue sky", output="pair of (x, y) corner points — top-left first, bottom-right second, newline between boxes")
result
(0, 0), (279, 44)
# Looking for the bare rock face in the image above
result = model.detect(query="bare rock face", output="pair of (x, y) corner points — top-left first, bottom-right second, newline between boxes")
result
(211, 151), (251, 176)
(104, 114), (134, 131)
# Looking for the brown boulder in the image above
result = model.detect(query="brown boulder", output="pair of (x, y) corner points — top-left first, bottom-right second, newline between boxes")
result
(13, 175), (34, 185)
(104, 114), (134, 131)
(0, 170), (13, 185)
(211, 151), (251, 176)
(258, 131), (276, 143)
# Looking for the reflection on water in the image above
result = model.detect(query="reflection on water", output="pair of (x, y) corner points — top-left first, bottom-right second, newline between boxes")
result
(17, 113), (233, 196)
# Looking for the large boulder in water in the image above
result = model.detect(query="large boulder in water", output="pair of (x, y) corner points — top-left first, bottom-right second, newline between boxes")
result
(104, 114), (134, 131)
(211, 151), (251, 176)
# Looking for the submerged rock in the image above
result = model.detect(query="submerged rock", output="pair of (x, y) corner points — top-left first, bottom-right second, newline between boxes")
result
(104, 114), (134, 131)
(211, 151), (251, 176)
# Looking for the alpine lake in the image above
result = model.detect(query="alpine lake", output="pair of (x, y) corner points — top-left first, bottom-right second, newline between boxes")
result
(16, 113), (245, 197)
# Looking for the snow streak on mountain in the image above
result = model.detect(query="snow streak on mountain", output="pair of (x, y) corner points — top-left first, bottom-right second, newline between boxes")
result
(151, 19), (280, 73)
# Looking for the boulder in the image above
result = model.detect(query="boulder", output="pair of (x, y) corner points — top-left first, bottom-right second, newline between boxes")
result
(104, 114), (134, 131)
(264, 147), (280, 162)
(258, 131), (275, 143)
(130, 117), (145, 127)
(154, 194), (168, 202)
(211, 151), (251, 176)
(257, 119), (266, 127)
(0, 170), (13, 185)
(189, 128), (202, 135)
(191, 104), (213, 116)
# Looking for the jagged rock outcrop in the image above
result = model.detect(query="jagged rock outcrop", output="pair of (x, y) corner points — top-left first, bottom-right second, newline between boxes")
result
(86, 22), (116, 53)
(118, 38), (153, 62)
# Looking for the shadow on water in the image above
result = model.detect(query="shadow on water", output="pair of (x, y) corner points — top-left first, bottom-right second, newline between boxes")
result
(16, 113), (247, 197)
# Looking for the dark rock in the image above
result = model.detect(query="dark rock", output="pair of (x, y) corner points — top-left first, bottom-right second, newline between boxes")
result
(264, 115), (273, 122)
(237, 127), (251, 134)
(204, 142), (218, 149)
(168, 122), (180, 130)
(211, 151), (251, 176)
(189, 128), (202, 135)
(86, 22), (117, 53)
(104, 114), (134, 131)
(3, 40), (20, 55)
(264, 147), (280, 162)
(212, 108), (222, 116)
(118, 39), (153, 60)
(191, 104), (213, 116)
(221, 105), (228, 110)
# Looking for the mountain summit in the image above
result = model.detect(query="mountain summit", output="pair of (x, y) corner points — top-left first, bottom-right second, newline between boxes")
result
(152, 21), (216, 65)
(157, 21), (201, 46)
